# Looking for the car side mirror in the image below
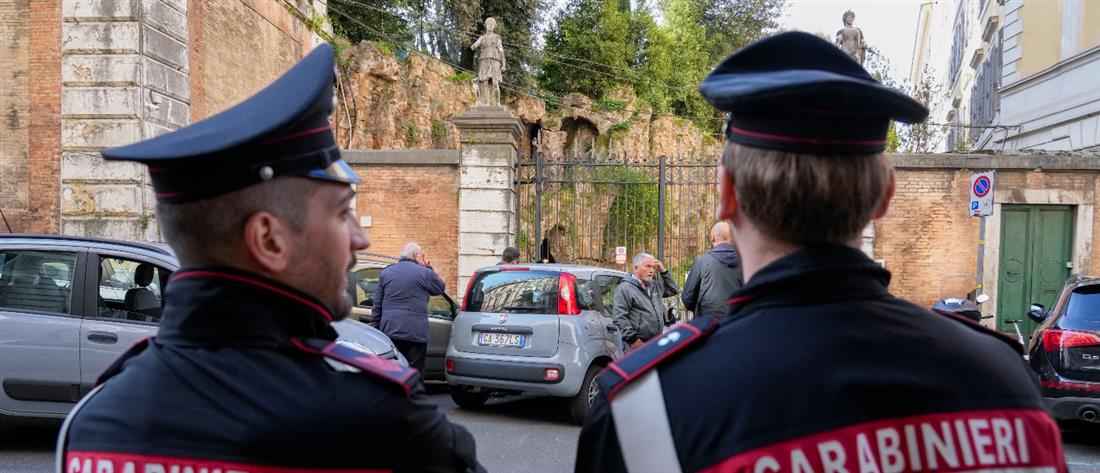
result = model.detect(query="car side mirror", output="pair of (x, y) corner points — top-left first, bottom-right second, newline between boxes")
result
(1026, 303), (1046, 323)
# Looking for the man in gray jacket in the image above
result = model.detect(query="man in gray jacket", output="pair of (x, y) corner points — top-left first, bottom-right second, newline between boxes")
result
(612, 252), (680, 349)
(681, 221), (743, 318)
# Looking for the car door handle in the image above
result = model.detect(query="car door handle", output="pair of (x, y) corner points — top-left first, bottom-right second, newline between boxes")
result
(87, 331), (118, 344)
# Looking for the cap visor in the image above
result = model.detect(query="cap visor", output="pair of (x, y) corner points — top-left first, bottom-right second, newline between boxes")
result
(307, 159), (361, 184)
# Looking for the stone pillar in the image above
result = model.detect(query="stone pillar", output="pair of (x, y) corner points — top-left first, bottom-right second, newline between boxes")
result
(450, 107), (524, 300)
(60, 0), (189, 240)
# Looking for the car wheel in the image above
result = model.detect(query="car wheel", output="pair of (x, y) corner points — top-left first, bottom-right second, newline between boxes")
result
(449, 385), (490, 409)
(569, 364), (603, 425)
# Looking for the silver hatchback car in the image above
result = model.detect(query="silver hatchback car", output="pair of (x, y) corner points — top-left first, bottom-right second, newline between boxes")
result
(445, 264), (627, 424)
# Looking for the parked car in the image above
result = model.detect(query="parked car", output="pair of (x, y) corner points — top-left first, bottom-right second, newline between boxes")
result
(445, 264), (628, 424)
(0, 234), (406, 424)
(1024, 275), (1100, 425)
(346, 253), (457, 382)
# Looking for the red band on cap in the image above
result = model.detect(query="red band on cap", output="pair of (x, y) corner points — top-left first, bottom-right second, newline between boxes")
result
(728, 125), (886, 146)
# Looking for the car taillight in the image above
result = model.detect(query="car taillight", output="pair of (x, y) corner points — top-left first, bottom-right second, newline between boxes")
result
(558, 273), (581, 315)
(460, 272), (478, 311)
(446, 358), (455, 373)
(544, 368), (561, 381)
(1042, 329), (1100, 351)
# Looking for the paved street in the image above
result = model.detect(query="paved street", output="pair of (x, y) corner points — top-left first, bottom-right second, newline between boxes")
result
(4, 391), (1100, 473)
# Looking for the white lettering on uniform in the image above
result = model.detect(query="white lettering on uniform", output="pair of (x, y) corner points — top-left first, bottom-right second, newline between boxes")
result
(791, 448), (815, 473)
(754, 456), (781, 473)
(122, 463), (136, 473)
(68, 457), (83, 473)
(83, 459), (94, 473)
(876, 427), (904, 473)
(953, 420), (975, 467)
(96, 460), (115, 473)
(968, 419), (995, 465)
(992, 418), (1018, 464)
(145, 465), (166, 473)
(856, 434), (881, 473)
(1015, 418), (1030, 463)
(904, 425), (922, 471)
(818, 440), (849, 473)
(921, 422), (959, 469)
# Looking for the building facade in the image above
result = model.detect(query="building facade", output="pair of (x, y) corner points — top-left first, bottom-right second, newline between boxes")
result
(0, 0), (326, 240)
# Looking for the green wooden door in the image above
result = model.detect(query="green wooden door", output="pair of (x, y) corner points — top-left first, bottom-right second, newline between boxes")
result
(996, 205), (1074, 337)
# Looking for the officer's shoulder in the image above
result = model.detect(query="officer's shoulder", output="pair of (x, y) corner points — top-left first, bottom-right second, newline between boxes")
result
(291, 338), (421, 396)
(599, 316), (720, 401)
(908, 299), (1025, 355)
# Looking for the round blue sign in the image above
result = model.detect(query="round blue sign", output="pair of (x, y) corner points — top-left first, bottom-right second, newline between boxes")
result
(973, 176), (991, 198)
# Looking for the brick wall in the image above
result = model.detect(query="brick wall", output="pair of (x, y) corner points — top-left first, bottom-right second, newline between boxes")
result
(189, 0), (308, 120)
(0, 0), (32, 231)
(876, 154), (1100, 311)
(352, 163), (461, 294)
(26, 0), (62, 233)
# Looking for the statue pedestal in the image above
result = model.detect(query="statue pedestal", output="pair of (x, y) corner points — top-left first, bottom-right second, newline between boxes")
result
(450, 107), (524, 302)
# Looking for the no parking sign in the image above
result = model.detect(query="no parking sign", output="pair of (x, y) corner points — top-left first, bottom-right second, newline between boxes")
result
(970, 171), (995, 217)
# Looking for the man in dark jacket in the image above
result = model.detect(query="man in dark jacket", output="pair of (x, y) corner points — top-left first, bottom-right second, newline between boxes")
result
(375, 242), (446, 372)
(576, 32), (1065, 473)
(59, 45), (483, 473)
(681, 221), (742, 318)
(612, 252), (680, 349)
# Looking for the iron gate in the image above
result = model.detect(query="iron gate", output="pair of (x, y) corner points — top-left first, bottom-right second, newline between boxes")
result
(514, 151), (721, 289)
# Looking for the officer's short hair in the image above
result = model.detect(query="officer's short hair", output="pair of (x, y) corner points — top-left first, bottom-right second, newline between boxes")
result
(722, 142), (891, 245)
(156, 177), (319, 266)
(633, 253), (653, 269)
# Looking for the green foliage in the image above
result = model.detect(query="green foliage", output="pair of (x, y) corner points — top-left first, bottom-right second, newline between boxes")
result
(405, 123), (419, 142)
(375, 41), (396, 58)
(137, 215), (151, 231)
(595, 98), (626, 112)
(447, 71), (475, 84)
(329, 0), (416, 49)
(593, 166), (659, 255)
(608, 122), (630, 135)
(431, 120), (446, 140)
(539, 0), (634, 100)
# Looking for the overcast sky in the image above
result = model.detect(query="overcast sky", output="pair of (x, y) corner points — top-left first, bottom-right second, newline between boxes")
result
(778, 0), (925, 83)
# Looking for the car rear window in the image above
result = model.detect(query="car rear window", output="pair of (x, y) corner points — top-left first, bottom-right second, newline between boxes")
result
(465, 270), (559, 314)
(1063, 285), (1100, 330)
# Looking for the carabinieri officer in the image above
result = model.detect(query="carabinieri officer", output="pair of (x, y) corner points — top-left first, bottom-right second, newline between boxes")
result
(58, 44), (484, 473)
(574, 31), (1066, 473)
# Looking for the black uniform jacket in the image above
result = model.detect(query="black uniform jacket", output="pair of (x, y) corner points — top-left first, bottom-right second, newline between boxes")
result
(61, 267), (482, 473)
(576, 244), (1067, 473)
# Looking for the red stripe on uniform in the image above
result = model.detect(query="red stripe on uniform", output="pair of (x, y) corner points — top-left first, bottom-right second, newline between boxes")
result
(262, 125), (332, 145)
(698, 408), (1066, 473)
(65, 451), (390, 473)
(728, 125), (886, 146)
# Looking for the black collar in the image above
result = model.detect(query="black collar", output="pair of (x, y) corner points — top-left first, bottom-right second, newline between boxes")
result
(727, 243), (891, 315)
(156, 266), (338, 348)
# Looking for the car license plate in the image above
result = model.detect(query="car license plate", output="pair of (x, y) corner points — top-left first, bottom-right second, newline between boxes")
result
(477, 332), (525, 347)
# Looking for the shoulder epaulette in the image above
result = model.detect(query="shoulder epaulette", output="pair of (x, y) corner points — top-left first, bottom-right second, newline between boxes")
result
(291, 338), (421, 396)
(600, 316), (719, 401)
(935, 311), (1025, 355)
(95, 337), (152, 386)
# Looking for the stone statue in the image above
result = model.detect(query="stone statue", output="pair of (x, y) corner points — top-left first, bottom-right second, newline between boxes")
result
(836, 10), (866, 65)
(471, 17), (505, 107)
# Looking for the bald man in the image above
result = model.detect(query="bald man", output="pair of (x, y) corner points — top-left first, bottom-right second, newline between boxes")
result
(681, 222), (743, 318)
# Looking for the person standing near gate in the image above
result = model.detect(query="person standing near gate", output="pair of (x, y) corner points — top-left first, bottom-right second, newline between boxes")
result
(612, 252), (680, 350)
(59, 44), (483, 473)
(374, 242), (446, 372)
(681, 221), (742, 319)
(575, 32), (1065, 473)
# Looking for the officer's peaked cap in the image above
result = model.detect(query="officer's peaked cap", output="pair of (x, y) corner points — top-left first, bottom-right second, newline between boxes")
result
(699, 31), (929, 155)
(102, 44), (359, 203)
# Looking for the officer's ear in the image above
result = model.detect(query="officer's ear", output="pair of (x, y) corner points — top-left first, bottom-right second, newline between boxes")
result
(872, 167), (895, 220)
(718, 165), (738, 222)
(242, 211), (294, 274)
